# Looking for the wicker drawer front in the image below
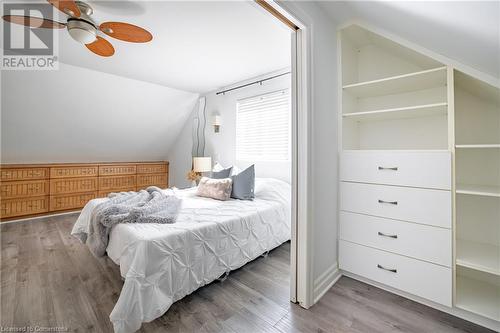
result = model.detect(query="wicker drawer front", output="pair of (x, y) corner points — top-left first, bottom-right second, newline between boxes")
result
(50, 177), (98, 195)
(98, 188), (136, 198)
(50, 166), (98, 178)
(1, 168), (49, 181)
(137, 174), (168, 188)
(99, 164), (136, 176)
(137, 163), (168, 174)
(99, 175), (136, 191)
(50, 192), (96, 211)
(1, 180), (49, 199)
(1, 196), (49, 218)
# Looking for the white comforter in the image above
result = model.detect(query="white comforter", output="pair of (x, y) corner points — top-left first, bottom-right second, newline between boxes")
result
(71, 178), (291, 333)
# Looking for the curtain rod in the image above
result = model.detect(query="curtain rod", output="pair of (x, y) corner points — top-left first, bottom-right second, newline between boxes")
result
(215, 71), (291, 96)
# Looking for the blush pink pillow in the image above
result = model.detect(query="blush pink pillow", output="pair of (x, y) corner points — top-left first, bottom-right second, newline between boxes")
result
(196, 177), (232, 201)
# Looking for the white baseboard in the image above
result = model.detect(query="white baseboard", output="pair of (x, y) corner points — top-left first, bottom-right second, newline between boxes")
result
(313, 262), (341, 304)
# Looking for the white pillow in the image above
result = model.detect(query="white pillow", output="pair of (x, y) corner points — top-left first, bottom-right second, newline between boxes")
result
(212, 162), (225, 172)
(213, 162), (241, 176)
(231, 165), (242, 176)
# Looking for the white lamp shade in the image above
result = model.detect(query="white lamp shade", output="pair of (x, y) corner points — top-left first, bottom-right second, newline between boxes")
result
(193, 157), (212, 172)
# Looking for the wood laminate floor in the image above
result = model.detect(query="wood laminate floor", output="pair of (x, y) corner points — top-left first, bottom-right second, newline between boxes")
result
(0, 213), (494, 333)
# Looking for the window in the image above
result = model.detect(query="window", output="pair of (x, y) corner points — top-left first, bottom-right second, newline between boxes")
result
(236, 89), (290, 161)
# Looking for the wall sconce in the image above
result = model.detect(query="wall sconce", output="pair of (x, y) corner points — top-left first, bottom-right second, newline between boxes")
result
(213, 115), (221, 133)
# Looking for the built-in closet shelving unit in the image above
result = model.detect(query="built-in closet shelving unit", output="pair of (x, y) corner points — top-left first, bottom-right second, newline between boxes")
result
(338, 24), (499, 330)
(454, 70), (500, 322)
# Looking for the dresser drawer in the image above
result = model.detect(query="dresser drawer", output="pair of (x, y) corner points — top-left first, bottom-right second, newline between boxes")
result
(50, 165), (98, 178)
(137, 174), (168, 188)
(340, 151), (451, 189)
(99, 175), (136, 191)
(1, 196), (49, 218)
(340, 211), (451, 266)
(50, 177), (98, 195)
(98, 188), (136, 198)
(1, 180), (50, 199)
(50, 192), (96, 211)
(136, 163), (168, 174)
(339, 240), (452, 306)
(1, 167), (49, 181)
(340, 182), (451, 228)
(99, 164), (136, 176)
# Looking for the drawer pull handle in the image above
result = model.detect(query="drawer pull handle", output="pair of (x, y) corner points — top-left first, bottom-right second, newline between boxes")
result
(377, 264), (397, 273)
(378, 199), (398, 205)
(378, 232), (398, 239)
(378, 166), (398, 171)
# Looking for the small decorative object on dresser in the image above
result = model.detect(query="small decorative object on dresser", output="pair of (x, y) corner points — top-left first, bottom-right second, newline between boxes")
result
(0, 161), (169, 221)
(187, 156), (212, 186)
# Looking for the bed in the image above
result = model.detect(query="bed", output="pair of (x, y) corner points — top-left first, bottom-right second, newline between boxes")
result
(71, 178), (291, 333)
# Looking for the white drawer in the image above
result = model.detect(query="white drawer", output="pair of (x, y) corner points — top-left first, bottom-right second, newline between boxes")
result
(340, 151), (451, 190)
(340, 211), (451, 266)
(339, 240), (452, 306)
(340, 182), (451, 228)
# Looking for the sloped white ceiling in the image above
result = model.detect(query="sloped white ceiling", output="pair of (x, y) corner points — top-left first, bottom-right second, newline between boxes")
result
(1, 63), (199, 163)
(50, 1), (291, 93)
(319, 1), (500, 79)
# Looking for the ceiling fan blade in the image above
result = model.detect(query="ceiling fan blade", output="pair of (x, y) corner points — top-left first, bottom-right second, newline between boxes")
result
(46, 0), (81, 17)
(2, 15), (66, 29)
(86, 36), (115, 57)
(99, 22), (152, 43)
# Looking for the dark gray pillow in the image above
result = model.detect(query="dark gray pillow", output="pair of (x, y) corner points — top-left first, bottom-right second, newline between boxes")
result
(212, 166), (232, 179)
(231, 165), (255, 200)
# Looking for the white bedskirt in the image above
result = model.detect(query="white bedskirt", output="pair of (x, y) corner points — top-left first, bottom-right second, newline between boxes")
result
(72, 178), (291, 333)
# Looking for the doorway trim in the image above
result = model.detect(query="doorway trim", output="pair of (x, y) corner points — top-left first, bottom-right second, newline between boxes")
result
(254, 0), (313, 308)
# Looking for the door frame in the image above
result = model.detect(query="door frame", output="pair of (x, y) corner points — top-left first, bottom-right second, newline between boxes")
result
(254, 0), (313, 308)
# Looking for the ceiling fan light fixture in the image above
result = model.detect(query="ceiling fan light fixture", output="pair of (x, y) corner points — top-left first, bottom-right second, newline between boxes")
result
(67, 19), (97, 44)
(63, 8), (75, 17)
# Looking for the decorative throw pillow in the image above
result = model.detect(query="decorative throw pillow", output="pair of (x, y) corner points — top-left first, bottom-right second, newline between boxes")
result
(212, 166), (232, 179)
(231, 165), (255, 200)
(197, 177), (233, 201)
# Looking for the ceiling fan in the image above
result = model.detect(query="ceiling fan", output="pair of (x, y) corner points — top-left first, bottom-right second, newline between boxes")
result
(2, 0), (153, 57)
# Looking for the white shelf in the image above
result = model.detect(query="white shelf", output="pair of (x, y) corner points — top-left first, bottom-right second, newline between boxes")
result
(456, 275), (500, 321)
(456, 144), (500, 149)
(456, 184), (500, 197)
(457, 239), (500, 276)
(342, 103), (447, 121)
(342, 67), (447, 98)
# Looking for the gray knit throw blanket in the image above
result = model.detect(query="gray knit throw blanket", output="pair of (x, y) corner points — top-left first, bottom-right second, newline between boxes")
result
(86, 186), (182, 257)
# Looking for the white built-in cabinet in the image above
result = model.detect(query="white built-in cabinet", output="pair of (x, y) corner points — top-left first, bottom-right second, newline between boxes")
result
(338, 24), (500, 329)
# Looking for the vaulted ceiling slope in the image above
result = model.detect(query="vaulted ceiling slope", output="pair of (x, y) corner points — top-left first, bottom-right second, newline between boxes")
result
(50, 1), (291, 93)
(1, 63), (199, 163)
(319, 1), (500, 79)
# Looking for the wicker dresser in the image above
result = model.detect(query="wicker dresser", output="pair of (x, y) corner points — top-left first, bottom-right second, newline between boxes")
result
(0, 161), (169, 221)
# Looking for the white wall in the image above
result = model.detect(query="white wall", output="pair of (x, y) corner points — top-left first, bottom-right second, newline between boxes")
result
(1, 63), (199, 166)
(278, 0), (340, 301)
(168, 99), (200, 189)
(167, 70), (292, 188)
